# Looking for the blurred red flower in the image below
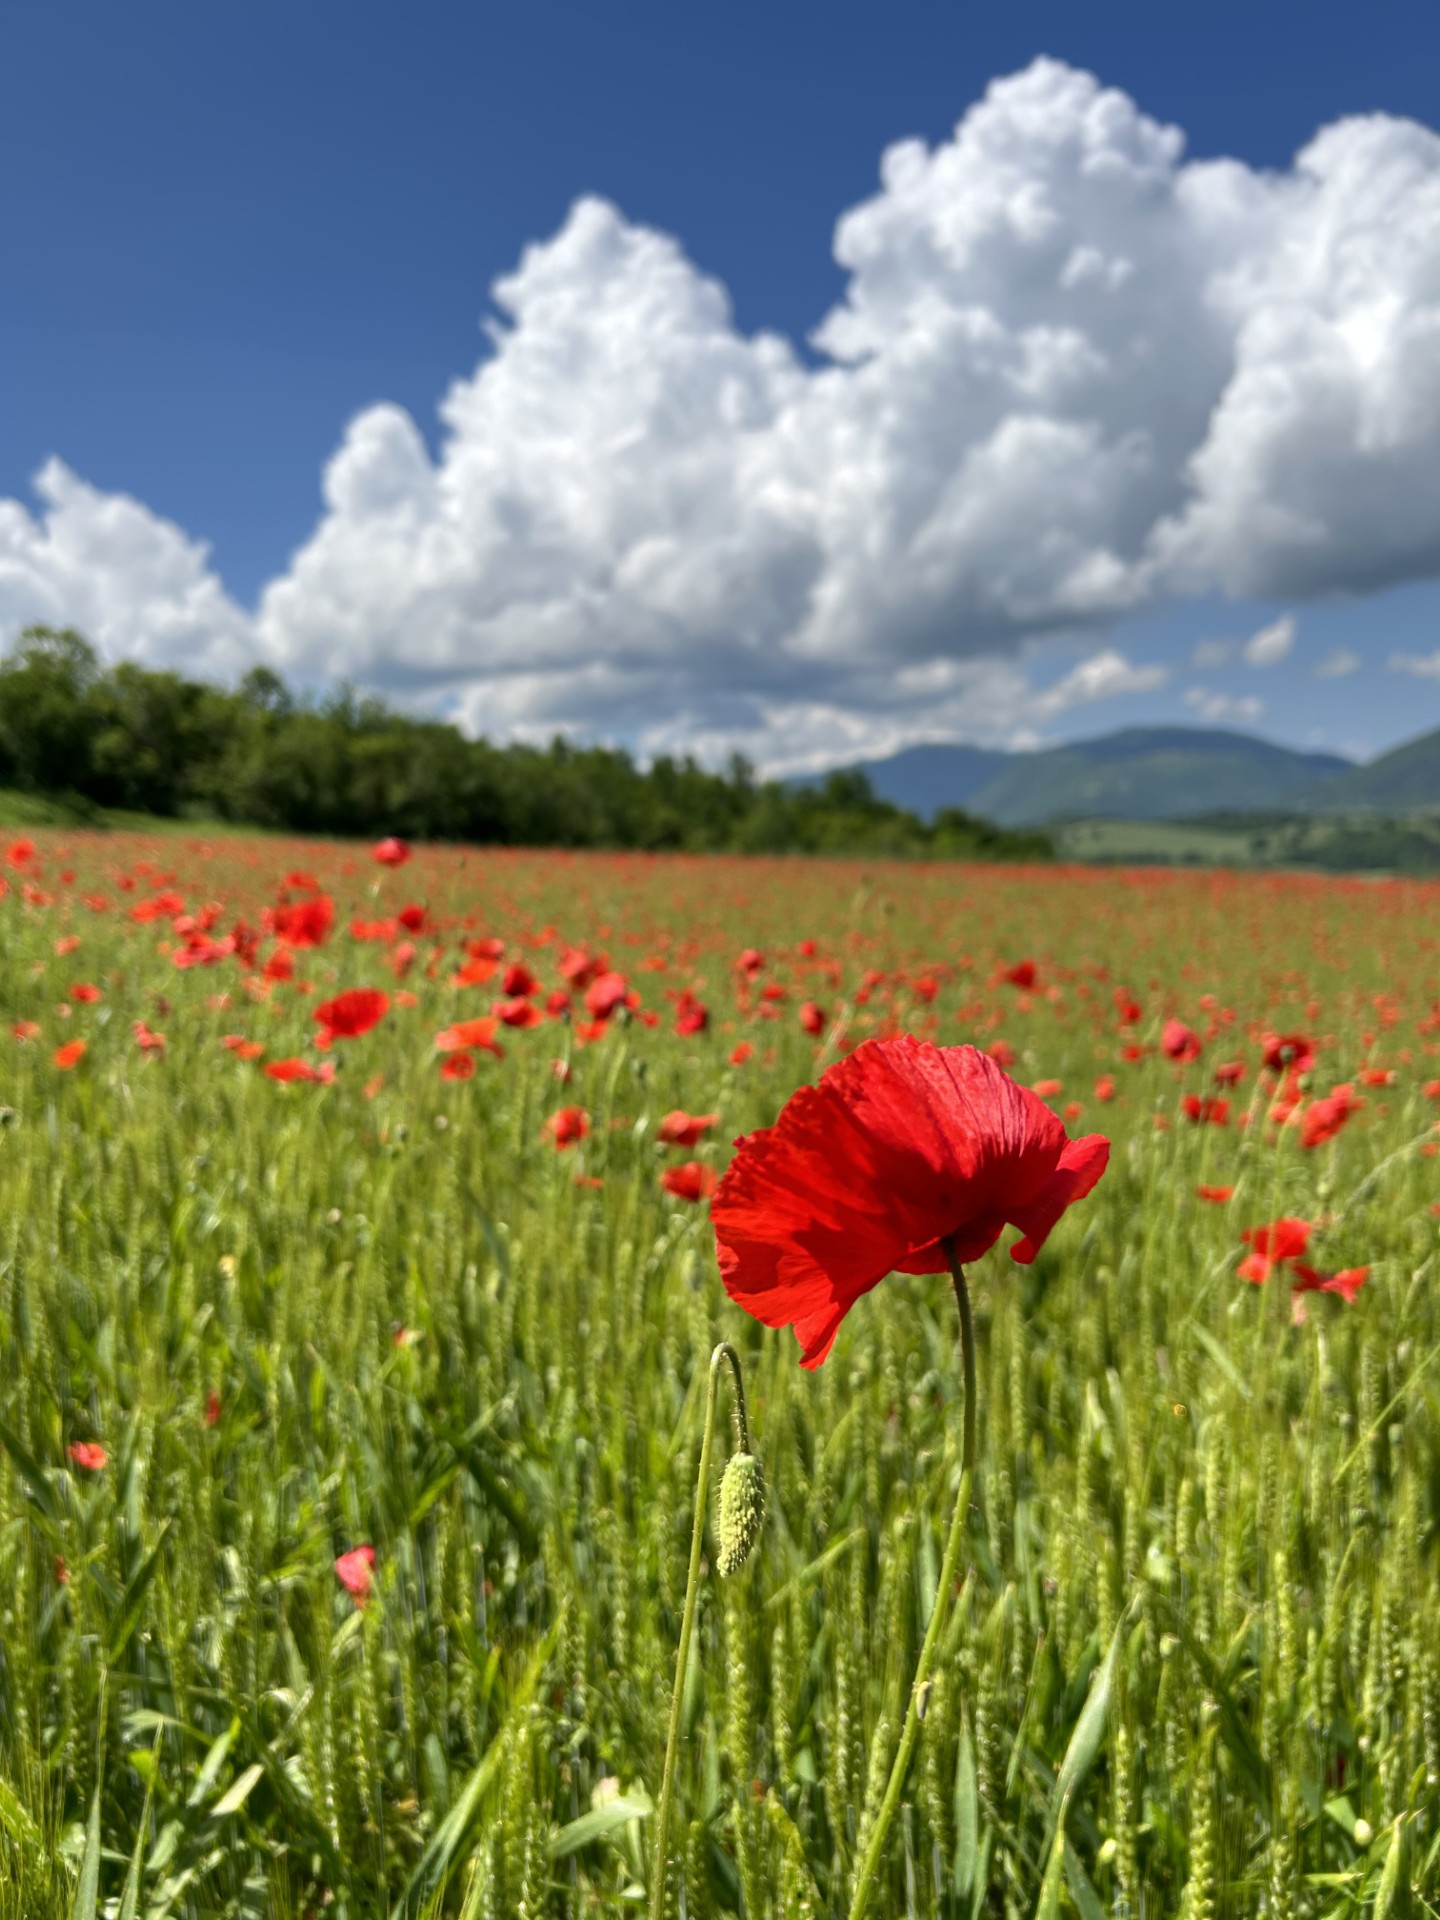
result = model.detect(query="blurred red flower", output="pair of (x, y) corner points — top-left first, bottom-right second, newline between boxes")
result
(585, 972), (631, 1020)
(335, 1545), (375, 1605)
(440, 1051), (476, 1080)
(315, 987), (389, 1040)
(436, 1015), (503, 1057)
(1300, 1084), (1363, 1150)
(1162, 1019), (1202, 1063)
(493, 996), (545, 1028)
(799, 1001), (826, 1037)
(67, 1442), (107, 1471)
(713, 1036), (1109, 1369)
(53, 1039), (86, 1070)
(661, 1161), (718, 1203)
(657, 1109), (719, 1148)
(1196, 1184), (1234, 1204)
(272, 896), (335, 948)
(544, 1106), (590, 1148)
(373, 837), (411, 867)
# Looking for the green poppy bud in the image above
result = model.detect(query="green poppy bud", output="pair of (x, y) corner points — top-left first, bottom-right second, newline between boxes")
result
(717, 1450), (765, 1577)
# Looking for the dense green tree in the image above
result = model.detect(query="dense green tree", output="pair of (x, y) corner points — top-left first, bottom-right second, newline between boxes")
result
(0, 628), (1053, 861)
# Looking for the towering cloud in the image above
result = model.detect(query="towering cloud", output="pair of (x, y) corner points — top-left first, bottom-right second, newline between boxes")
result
(5, 60), (1440, 764)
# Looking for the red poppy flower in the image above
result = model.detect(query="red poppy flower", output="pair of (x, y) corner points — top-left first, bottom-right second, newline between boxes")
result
(1262, 1032), (1315, 1075)
(1162, 1019), (1202, 1063)
(335, 1545), (376, 1605)
(272, 896), (335, 948)
(453, 954), (499, 987)
(1358, 1067), (1394, 1087)
(1237, 1216), (1314, 1282)
(1033, 1078), (1063, 1100)
(730, 1041), (754, 1066)
(1292, 1263), (1369, 1304)
(53, 1039), (86, 1070)
(798, 1001), (826, 1037)
(585, 972), (631, 1020)
(1094, 1075), (1116, 1102)
(6, 838), (36, 869)
(657, 1109), (720, 1148)
(67, 1442), (107, 1471)
(1196, 1184), (1234, 1204)
(544, 1105), (590, 1148)
(1212, 1060), (1246, 1086)
(205, 1390), (222, 1427)
(736, 948), (764, 977)
(436, 1015), (503, 1056)
(265, 1057), (322, 1083)
(713, 1036), (1109, 1369)
(373, 836), (411, 867)
(314, 987), (389, 1040)
(12, 1020), (40, 1042)
(502, 961), (538, 998)
(70, 982), (102, 1004)
(1299, 1084), (1363, 1150)
(132, 1021), (166, 1053)
(661, 1161), (718, 1203)
(1181, 1094), (1229, 1126)
(674, 992), (709, 1036)
(221, 1034), (265, 1060)
(1001, 960), (1037, 990)
(493, 996), (545, 1029)
(440, 1050), (476, 1080)
(397, 904), (427, 933)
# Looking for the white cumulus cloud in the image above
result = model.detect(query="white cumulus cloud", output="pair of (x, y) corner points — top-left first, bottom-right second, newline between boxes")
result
(5, 58), (1440, 763)
(1316, 647), (1360, 678)
(1242, 614), (1297, 666)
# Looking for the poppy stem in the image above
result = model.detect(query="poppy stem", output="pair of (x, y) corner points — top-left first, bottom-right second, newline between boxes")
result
(847, 1241), (976, 1920)
(649, 1341), (748, 1920)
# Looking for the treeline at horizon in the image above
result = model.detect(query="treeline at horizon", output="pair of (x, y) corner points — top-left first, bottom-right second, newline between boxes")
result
(0, 626), (1054, 860)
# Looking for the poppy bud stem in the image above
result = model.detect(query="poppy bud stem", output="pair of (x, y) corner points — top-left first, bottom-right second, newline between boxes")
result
(649, 1341), (757, 1920)
(847, 1240), (977, 1920)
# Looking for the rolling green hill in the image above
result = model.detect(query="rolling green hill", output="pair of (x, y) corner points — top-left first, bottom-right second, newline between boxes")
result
(843, 727), (1353, 824)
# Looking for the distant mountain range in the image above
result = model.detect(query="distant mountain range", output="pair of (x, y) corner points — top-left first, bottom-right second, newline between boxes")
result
(814, 722), (1440, 825)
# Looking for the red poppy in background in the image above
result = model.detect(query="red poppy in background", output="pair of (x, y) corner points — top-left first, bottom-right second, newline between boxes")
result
(736, 948), (764, 977)
(67, 1442), (107, 1471)
(221, 1034), (265, 1060)
(544, 1106), (590, 1148)
(436, 1015), (503, 1057)
(493, 996), (545, 1029)
(265, 1057), (331, 1084)
(585, 972), (630, 1020)
(1263, 1033), (1315, 1076)
(1212, 1060), (1246, 1086)
(1237, 1216), (1314, 1283)
(657, 1109), (719, 1148)
(397, 904), (427, 933)
(1300, 1084), (1363, 1150)
(7, 838), (36, 869)
(335, 1545), (376, 1605)
(1196, 1184), (1234, 1204)
(132, 1021), (166, 1054)
(502, 961), (538, 998)
(440, 1050), (476, 1081)
(1001, 960), (1037, 990)
(1162, 1019), (1202, 1063)
(272, 896), (335, 948)
(1292, 1263), (1369, 1304)
(70, 982), (102, 1004)
(1181, 1094), (1230, 1126)
(12, 1020), (40, 1042)
(53, 1039), (86, 1070)
(674, 992), (709, 1036)
(661, 1161), (718, 1203)
(713, 1036), (1109, 1369)
(373, 837), (411, 867)
(798, 1000), (826, 1037)
(1094, 1075), (1116, 1103)
(315, 988), (390, 1040)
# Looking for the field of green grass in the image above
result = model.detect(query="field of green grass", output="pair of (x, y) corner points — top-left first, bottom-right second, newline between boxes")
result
(1, 832), (1438, 1917)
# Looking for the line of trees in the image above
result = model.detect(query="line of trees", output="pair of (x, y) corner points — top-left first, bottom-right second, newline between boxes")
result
(0, 626), (1053, 860)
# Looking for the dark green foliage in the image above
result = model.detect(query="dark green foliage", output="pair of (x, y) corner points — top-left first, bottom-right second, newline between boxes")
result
(0, 628), (1053, 860)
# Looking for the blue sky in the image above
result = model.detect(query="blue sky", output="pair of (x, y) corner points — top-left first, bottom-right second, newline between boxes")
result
(4, 1), (1440, 769)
